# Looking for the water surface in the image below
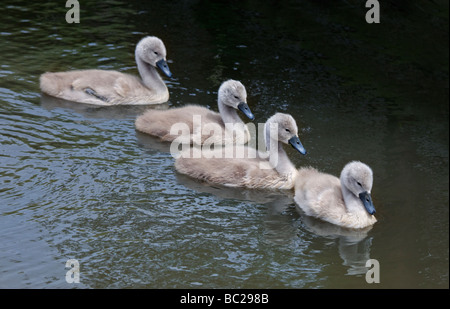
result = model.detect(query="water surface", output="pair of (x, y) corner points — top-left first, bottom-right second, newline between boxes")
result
(0, 0), (448, 288)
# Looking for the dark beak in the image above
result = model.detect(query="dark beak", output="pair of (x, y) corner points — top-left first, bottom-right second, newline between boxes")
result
(288, 136), (307, 155)
(156, 59), (172, 78)
(237, 102), (255, 120)
(359, 191), (376, 215)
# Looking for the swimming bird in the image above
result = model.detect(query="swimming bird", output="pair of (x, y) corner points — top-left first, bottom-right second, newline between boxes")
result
(174, 113), (307, 189)
(39, 36), (172, 105)
(294, 161), (377, 229)
(135, 79), (254, 145)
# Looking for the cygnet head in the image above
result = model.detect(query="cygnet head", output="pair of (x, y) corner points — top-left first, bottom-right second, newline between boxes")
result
(135, 36), (172, 78)
(218, 80), (254, 120)
(340, 161), (375, 215)
(264, 113), (307, 155)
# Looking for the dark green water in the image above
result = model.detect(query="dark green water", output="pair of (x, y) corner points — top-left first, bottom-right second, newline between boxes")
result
(0, 0), (448, 288)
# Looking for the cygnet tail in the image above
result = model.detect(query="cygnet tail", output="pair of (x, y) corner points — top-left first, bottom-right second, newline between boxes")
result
(295, 166), (318, 188)
(39, 72), (65, 97)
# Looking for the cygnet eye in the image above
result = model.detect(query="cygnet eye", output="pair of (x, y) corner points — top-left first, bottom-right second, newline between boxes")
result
(285, 128), (291, 133)
(357, 181), (362, 187)
(234, 95), (239, 100)
(154, 51), (158, 55)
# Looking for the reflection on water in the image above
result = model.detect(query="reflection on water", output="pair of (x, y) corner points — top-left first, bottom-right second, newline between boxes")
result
(40, 93), (170, 120)
(299, 211), (374, 276)
(0, 0), (448, 288)
(176, 173), (295, 205)
(135, 130), (175, 155)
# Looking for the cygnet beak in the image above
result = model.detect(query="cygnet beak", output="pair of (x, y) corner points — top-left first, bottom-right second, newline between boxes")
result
(359, 191), (376, 215)
(288, 136), (307, 155)
(237, 102), (255, 120)
(156, 59), (172, 78)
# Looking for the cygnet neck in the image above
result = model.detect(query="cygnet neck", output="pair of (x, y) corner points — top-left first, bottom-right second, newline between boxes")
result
(273, 142), (297, 176)
(265, 125), (297, 176)
(218, 99), (244, 126)
(135, 53), (167, 93)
